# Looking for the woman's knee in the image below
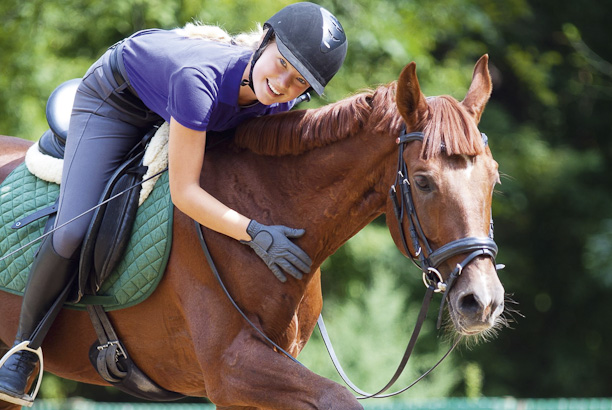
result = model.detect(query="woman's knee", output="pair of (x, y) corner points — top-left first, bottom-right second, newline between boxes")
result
(52, 227), (85, 259)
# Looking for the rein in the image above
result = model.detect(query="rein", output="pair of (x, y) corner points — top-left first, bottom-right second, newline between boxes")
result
(194, 220), (460, 399)
(194, 127), (501, 399)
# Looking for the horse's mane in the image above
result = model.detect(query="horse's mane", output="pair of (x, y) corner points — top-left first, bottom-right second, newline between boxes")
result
(233, 84), (403, 156)
(233, 83), (485, 159)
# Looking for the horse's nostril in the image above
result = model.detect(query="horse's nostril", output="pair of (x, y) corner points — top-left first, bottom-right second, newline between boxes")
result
(459, 293), (482, 315)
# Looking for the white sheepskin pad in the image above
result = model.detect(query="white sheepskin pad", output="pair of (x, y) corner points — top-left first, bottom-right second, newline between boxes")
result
(24, 122), (170, 206)
(25, 142), (64, 185)
(138, 122), (169, 205)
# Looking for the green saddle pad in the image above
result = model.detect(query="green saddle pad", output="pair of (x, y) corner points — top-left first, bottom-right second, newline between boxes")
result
(0, 162), (173, 311)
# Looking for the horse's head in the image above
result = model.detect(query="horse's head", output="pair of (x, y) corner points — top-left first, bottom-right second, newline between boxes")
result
(386, 55), (505, 338)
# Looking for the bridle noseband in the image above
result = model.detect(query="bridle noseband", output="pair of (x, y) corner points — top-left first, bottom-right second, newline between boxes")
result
(389, 128), (500, 328)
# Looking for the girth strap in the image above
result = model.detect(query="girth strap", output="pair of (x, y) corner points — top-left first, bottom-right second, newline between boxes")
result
(86, 305), (186, 401)
(87, 305), (128, 382)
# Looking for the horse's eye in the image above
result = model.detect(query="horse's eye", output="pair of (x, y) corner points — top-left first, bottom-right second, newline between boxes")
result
(413, 175), (431, 191)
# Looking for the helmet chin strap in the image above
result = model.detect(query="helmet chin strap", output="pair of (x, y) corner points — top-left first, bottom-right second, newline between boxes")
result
(241, 27), (275, 95)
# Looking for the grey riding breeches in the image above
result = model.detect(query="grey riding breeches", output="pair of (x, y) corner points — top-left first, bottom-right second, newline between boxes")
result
(52, 43), (162, 259)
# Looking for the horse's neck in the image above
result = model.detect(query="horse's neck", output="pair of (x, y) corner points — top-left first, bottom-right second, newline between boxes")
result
(271, 131), (396, 261)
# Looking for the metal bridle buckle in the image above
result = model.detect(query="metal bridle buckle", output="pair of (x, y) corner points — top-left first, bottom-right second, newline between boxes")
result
(449, 263), (464, 282)
(423, 267), (446, 293)
(97, 340), (127, 360)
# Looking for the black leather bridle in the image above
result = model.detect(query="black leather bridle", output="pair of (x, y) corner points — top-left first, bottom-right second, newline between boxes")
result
(389, 128), (500, 328)
(313, 127), (502, 399)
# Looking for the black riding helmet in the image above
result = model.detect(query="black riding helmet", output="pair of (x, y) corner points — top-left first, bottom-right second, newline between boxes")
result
(243, 2), (348, 96)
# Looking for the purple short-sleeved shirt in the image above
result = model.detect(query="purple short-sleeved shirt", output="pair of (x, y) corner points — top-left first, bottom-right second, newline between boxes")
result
(121, 29), (295, 132)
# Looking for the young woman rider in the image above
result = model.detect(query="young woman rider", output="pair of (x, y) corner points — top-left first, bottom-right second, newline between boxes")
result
(0, 2), (347, 406)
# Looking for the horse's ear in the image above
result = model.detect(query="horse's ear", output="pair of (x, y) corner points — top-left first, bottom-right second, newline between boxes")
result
(461, 54), (492, 124)
(396, 62), (428, 128)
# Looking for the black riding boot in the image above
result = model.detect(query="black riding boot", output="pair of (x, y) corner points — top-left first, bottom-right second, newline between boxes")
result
(0, 234), (76, 406)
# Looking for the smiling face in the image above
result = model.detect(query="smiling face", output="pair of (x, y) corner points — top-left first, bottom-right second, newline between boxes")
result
(247, 41), (311, 106)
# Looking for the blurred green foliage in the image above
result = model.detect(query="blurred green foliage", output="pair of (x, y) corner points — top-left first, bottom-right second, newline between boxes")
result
(300, 224), (463, 401)
(2, 0), (612, 404)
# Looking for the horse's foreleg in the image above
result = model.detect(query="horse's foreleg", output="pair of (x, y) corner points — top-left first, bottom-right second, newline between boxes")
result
(206, 328), (362, 410)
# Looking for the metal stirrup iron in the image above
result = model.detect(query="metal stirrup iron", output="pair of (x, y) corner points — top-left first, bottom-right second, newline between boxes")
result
(0, 343), (44, 407)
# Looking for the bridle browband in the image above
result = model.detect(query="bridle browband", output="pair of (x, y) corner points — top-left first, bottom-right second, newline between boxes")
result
(390, 128), (500, 328)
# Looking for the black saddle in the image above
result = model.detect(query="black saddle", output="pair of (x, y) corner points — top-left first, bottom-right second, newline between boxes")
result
(26, 77), (151, 292)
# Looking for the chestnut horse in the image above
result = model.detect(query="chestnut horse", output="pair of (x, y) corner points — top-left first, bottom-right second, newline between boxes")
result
(0, 55), (504, 409)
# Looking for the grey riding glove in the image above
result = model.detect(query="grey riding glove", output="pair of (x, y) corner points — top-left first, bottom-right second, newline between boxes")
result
(241, 219), (312, 282)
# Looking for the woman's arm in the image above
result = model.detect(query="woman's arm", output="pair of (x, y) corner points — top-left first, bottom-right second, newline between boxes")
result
(168, 117), (312, 281)
(168, 117), (251, 241)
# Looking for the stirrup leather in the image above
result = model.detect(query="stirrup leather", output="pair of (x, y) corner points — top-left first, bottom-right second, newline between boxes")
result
(0, 341), (43, 407)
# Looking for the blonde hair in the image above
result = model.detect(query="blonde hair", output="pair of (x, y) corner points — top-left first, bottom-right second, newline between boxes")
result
(176, 22), (264, 50)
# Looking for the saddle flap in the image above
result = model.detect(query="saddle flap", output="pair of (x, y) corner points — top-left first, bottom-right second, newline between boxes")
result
(78, 152), (147, 299)
(93, 166), (147, 284)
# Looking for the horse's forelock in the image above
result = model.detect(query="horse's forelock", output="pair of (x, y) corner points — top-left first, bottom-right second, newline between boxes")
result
(421, 96), (485, 159)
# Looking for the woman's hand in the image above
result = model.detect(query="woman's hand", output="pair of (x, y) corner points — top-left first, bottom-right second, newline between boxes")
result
(241, 220), (312, 282)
